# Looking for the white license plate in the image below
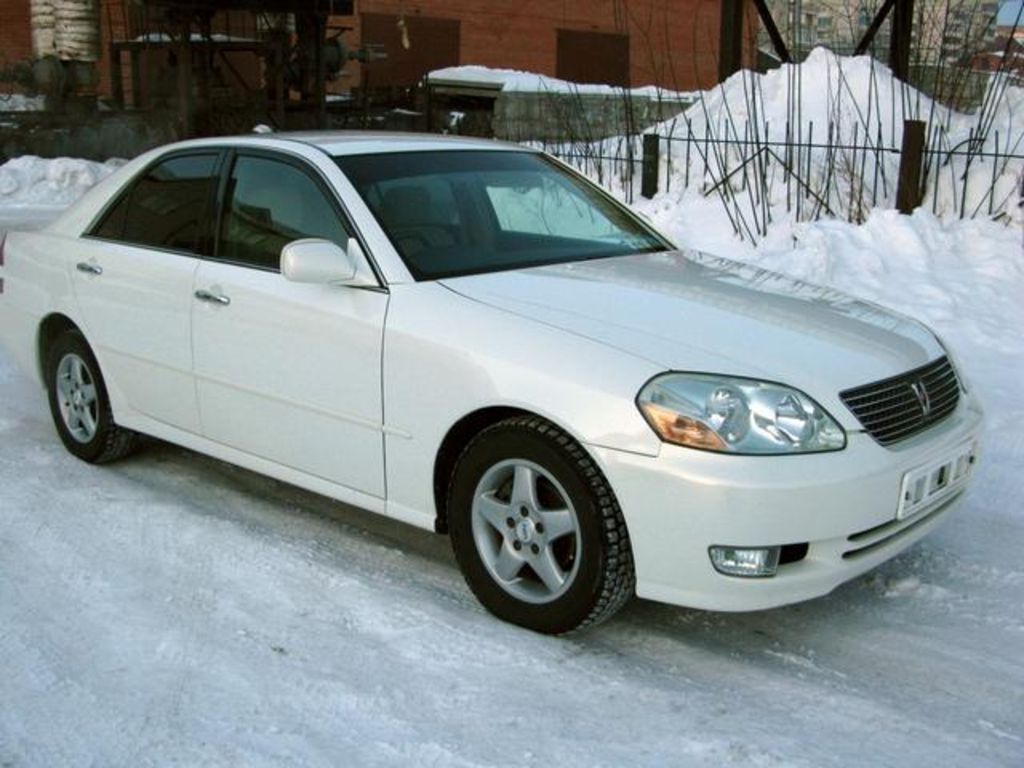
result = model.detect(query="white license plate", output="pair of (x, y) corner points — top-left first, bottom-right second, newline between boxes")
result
(897, 441), (978, 521)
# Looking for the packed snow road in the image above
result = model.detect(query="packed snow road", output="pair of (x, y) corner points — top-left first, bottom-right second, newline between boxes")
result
(1, 210), (1022, 767)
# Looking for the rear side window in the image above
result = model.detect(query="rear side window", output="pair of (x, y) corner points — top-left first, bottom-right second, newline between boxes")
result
(93, 153), (219, 253)
(217, 155), (351, 271)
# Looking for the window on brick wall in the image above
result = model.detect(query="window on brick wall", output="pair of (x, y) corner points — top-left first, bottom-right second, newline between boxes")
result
(556, 29), (630, 87)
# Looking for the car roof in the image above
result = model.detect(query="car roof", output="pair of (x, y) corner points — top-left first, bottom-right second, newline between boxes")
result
(166, 131), (533, 157)
(288, 131), (529, 156)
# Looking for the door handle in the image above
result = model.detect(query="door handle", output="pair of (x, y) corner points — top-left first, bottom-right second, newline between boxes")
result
(194, 289), (231, 306)
(76, 262), (103, 275)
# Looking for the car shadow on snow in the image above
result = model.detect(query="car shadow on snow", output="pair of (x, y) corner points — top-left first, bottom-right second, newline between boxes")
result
(126, 435), (942, 651)
(122, 434), (461, 576)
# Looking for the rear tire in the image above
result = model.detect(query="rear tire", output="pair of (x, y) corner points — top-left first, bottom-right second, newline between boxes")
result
(448, 416), (635, 634)
(46, 330), (136, 464)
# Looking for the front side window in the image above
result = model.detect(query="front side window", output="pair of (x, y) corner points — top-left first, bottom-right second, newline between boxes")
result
(98, 153), (219, 252)
(335, 150), (666, 280)
(218, 155), (351, 271)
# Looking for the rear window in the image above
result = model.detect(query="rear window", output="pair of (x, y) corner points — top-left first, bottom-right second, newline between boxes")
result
(91, 153), (219, 254)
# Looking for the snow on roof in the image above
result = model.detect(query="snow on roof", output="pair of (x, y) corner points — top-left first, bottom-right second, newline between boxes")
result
(427, 65), (697, 101)
(133, 32), (257, 43)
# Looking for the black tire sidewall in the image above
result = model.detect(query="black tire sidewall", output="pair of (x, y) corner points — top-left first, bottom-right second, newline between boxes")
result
(46, 332), (116, 463)
(448, 423), (611, 634)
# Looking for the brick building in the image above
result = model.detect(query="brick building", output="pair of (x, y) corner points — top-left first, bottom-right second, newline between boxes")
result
(335, 0), (751, 92)
(2, 1), (752, 102)
(0, 2), (34, 65)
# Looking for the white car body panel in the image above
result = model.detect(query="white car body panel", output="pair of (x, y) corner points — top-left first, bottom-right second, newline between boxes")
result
(598, 396), (982, 610)
(71, 239), (202, 433)
(0, 231), (80, 387)
(440, 251), (945, 431)
(192, 259), (389, 497)
(0, 132), (983, 615)
(381, 281), (664, 530)
(109, 404), (390, 519)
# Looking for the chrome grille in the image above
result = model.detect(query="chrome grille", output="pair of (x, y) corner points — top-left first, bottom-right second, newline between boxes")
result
(840, 357), (960, 446)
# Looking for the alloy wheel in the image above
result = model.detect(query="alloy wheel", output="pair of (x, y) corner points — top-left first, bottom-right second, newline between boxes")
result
(470, 459), (582, 604)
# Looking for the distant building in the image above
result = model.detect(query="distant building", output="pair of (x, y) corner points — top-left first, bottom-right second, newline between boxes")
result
(760, 0), (1000, 61)
(996, 22), (1024, 41)
(971, 34), (1024, 79)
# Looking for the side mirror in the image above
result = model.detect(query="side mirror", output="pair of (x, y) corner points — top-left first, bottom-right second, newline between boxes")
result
(280, 238), (376, 287)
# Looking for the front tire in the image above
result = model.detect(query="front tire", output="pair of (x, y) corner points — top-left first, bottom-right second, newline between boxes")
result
(46, 330), (136, 464)
(448, 416), (635, 634)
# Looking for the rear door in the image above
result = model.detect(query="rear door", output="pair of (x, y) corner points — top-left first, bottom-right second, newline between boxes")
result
(191, 151), (388, 496)
(72, 151), (221, 433)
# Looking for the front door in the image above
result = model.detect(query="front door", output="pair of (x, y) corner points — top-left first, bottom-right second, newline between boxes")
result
(191, 152), (388, 497)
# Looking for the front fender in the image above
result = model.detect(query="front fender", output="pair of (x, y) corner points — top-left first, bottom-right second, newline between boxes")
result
(381, 282), (663, 528)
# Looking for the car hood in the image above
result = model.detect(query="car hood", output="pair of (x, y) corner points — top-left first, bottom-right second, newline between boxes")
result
(440, 250), (943, 420)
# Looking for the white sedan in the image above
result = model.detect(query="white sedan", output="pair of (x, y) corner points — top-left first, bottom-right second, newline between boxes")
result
(0, 133), (982, 633)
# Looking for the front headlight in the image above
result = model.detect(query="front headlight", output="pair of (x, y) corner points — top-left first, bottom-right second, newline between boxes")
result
(637, 373), (846, 454)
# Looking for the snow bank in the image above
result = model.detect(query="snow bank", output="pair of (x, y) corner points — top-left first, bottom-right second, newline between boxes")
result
(682, 48), (949, 145)
(0, 156), (124, 208)
(590, 48), (1024, 228)
(670, 47), (1024, 165)
(0, 94), (45, 112)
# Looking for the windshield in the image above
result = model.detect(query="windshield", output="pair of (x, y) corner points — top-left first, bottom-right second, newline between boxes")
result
(334, 150), (668, 280)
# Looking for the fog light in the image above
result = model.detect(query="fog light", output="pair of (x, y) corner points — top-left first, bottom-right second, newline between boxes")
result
(709, 546), (781, 577)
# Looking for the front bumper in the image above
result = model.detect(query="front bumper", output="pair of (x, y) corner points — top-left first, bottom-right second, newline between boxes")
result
(591, 392), (984, 612)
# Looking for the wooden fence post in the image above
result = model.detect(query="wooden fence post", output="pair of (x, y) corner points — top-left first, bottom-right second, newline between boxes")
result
(896, 119), (925, 214)
(642, 133), (660, 199)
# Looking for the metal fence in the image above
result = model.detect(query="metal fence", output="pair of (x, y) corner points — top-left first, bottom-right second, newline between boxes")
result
(538, 120), (1023, 242)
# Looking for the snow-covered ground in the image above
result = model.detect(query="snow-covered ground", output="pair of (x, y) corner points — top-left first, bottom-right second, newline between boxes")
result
(2, 149), (1024, 764)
